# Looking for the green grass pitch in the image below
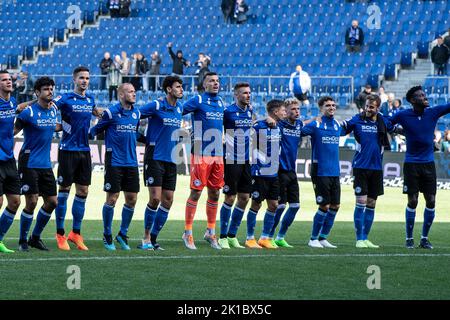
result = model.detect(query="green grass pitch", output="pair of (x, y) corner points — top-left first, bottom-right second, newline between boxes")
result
(1, 173), (450, 300)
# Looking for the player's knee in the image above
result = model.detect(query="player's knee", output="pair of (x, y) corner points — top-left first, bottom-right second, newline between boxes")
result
(268, 202), (278, 212)
(189, 190), (202, 202)
(237, 194), (249, 206)
(161, 199), (173, 209)
(407, 195), (419, 209)
(425, 195), (435, 209)
(8, 197), (21, 211)
(225, 194), (236, 205)
(45, 199), (58, 211)
(76, 185), (89, 198)
(330, 204), (340, 211)
(356, 196), (367, 206)
(319, 204), (330, 212)
(148, 198), (160, 208)
(366, 198), (376, 208)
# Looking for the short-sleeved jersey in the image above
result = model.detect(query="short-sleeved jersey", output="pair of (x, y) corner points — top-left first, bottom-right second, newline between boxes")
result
(223, 103), (253, 162)
(301, 116), (344, 177)
(342, 114), (394, 170)
(17, 103), (57, 169)
(389, 104), (450, 163)
(251, 120), (281, 178)
(182, 92), (225, 157)
(139, 98), (183, 164)
(279, 119), (303, 172)
(89, 104), (140, 167)
(53, 92), (96, 151)
(0, 97), (17, 161)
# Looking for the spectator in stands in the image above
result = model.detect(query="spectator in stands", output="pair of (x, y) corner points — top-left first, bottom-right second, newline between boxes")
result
(356, 84), (372, 112)
(289, 65), (311, 105)
(100, 52), (113, 90)
(119, 0), (131, 17)
(444, 28), (450, 49)
(434, 130), (442, 152)
(232, 0), (249, 24)
(107, 55), (122, 101)
(380, 92), (395, 116)
(221, 0), (235, 23)
(431, 36), (450, 75)
(120, 51), (130, 83)
(15, 71), (34, 103)
(195, 54), (211, 93)
(138, 53), (149, 91)
(378, 86), (388, 104)
(149, 51), (161, 92)
(345, 20), (364, 53)
(109, 0), (120, 18)
(441, 129), (450, 152)
(167, 42), (190, 75)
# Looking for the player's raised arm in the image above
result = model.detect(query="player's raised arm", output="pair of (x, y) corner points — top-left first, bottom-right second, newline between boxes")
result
(139, 100), (158, 119)
(16, 99), (36, 113)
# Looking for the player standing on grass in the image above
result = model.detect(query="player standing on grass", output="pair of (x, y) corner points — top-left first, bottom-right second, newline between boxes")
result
(181, 72), (224, 250)
(14, 77), (59, 251)
(244, 99), (286, 249)
(138, 75), (184, 250)
(0, 71), (21, 253)
(267, 98), (303, 248)
(341, 94), (395, 248)
(301, 96), (345, 249)
(89, 83), (141, 251)
(218, 82), (253, 249)
(388, 86), (450, 249)
(52, 66), (102, 251)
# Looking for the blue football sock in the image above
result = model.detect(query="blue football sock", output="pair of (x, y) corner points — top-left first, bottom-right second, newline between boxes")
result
(277, 203), (300, 239)
(422, 207), (435, 239)
(363, 206), (375, 240)
(246, 209), (258, 239)
(120, 204), (134, 236)
(32, 207), (52, 238)
(55, 191), (69, 231)
(227, 206), (245, 237)
(269, 204), (285, 238)
(151, 206), (169, 237)
(311, 209), (327, 240)
(261, 210), (275, 238)
(354, 204), (366, 241)
(0, 208), (16, 241)
(405, 206), (416, 239)
(72, 195), (86, 232)
(319, 209), (338, 239)
(19, 210), (33, 241)
(144, 205), (157, 231)
(102, 203), (114, 236)
(219, 202), (232, 238)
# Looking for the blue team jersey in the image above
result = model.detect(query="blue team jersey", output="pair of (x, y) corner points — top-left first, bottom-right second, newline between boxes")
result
(18, 103), (57, 169)
(89, 104), (140, 167)
(279, 119), (303, 172)
(251, 120), (281, 178)
(389, 103), (450, 163)
(139, 98), (183, 164)
(223, 103), (253, 162)
(182, 92), (225, 157)
(53, 92), (96, 152)
(301, 116), (344, 177)
(342, 114), (394, 171)
(0, 97), (17, 161)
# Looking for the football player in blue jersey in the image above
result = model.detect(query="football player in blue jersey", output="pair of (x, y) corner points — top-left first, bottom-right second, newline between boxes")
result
(0, 70), (21, 253)
(388, 86), (450, 249)
(89, 83), (141, 251)
(52, 66), (102, 251)
(138, 75), (184, 250)
(14, 77), (59, 251)
(301, 96), (346, 248)
(342, 94), (396, 248)
(218, 82), (254, 249)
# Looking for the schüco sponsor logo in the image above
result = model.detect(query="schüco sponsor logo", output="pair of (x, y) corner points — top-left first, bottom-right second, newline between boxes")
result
(234, 119), (253, 126)
(72, 105), (93, 112)
(283, 128), (301, 137)
(361, 125), (377, 132)
(37, 119), (57, 125)
(163, 118), (182, 126)
(321, 136), (339, 144)
(0, 109), (15, 118)
(206, 112), (223, 119)
(116, 124), (137, 131)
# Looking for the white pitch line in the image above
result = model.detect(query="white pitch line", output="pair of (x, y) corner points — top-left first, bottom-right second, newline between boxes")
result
(1, 253), (450, 263)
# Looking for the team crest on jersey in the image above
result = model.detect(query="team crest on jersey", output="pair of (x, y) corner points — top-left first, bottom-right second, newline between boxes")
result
(54, 95), (62, 102)
(252, 191), (260, 199)
(51, 110), (55, 117)
(177, 107), (181, 113)
(147, 177), (154, 185)
(355, 186), (362, 194)
(218, 100), (223, 108)
(334, 124), (338, 131)
(10, 101), (13, 107)
(105, 183), (111, 190)
(87, 98), (91, 103)
(22, 185), (30, 193)
(403, 185), (408, 193)
(248, 111), (251, 118)
(223, 185), (230, 192)
(194, 179), (201, 187)
(58, 176), (64, 183)
(316, 196), (323, 203)
(74, 97), (77, 101)
(38, 112), (41, 117)
(132, 113), (137, 119)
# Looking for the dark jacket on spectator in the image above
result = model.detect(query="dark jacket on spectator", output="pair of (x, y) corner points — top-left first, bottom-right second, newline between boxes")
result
(150, 55), (162, 75)
(356, 89), (371, 109)
(431, 44), (450, 64)
(168, 47), (189, 75)
(345, 26), (364, 46)
(100, 57), (114, 75)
